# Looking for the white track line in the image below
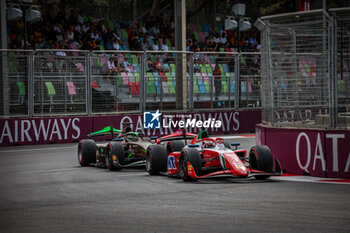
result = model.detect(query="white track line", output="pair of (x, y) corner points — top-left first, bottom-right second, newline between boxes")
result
(18, 167), (80, 174)
(271, 176), (350, 185)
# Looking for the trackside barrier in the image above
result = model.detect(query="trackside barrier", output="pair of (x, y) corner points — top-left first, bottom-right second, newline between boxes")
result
(0, 109), (261, 146)
(256, 124), (350, 178)
(255, 8), (350, 178)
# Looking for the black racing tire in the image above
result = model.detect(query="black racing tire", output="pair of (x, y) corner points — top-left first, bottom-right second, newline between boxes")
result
(146, 145), (167, 175)
(249, 145), (273, 180)
(223, 141), (231, 149)
(179, 148), (202, 181)
(106, 142), (125, 170)
(166, 140), (185, 154)
(78, 139), (97, 166)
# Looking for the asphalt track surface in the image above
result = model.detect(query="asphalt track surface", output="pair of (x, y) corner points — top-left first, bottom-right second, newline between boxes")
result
(0, 136), (349, 233)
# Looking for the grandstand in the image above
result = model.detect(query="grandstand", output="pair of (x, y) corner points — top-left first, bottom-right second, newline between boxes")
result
(6, 7), (261, 53)
(2, 0), (349, 125)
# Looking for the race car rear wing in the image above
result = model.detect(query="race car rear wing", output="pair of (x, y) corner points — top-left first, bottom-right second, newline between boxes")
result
(88, 126), (121, 139)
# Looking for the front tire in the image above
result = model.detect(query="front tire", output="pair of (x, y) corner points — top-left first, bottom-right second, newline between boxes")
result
(179, 148), (202, 181)
(146, 145), (167, 175)
(106, 142), (125, 170)
(78, 139), (97, 166)
(249, 145), (273, 180)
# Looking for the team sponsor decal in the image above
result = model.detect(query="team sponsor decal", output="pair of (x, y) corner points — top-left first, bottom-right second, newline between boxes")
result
(0, 118), (81, 144)
(167, 156), (177, 170)
(256, 125), (350, 178)
(274, 108), (328, 123)
(295, 132), (350, 174)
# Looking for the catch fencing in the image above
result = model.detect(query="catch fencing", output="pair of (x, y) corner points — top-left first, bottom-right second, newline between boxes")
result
(0, 50), (261, 117)
(329, 8), (350, 128)
(257, 8), (350, 129)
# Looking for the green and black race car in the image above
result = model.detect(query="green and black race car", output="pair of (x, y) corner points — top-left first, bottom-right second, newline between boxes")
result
(78, 125), (154, 170)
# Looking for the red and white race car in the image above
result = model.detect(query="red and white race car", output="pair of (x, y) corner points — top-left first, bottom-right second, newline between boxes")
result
(146, 130), (282, 181)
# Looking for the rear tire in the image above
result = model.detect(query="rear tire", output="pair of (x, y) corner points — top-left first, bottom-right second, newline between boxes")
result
(249, 145), (273, 180)
(146, 145), (167, 175)
(78, 139), (97, 166)
(106, 142), (125, 170)
(166, 140), (185, 154)
(179, 148), (202, 181)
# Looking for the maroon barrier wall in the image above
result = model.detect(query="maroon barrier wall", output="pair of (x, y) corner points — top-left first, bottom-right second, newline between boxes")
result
(256, 124), (350, 178)
(0, 110), (260, 146)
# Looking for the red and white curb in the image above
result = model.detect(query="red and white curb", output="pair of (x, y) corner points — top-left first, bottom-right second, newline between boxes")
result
(271, 174), (350, 185)
(219, 134), (256, 139)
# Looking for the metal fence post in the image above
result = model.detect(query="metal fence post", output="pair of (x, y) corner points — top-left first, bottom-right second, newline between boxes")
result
(291, 29), (301, 121)
(1, 51), (9, 116)
(86, 52), (92, 115)
(140, 51), (146, 113)
(266, 26), (275, 126)
(329, 14), (338, 128)
(189, 53), (194, 111)
(234, 54), (240, 109)
(28, 52), (34, 117)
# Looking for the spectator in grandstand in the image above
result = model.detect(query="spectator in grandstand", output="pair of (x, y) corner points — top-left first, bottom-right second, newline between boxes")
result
(191, 40), (199, 51)
(249, 31), (258, 46)
(131, 36), (142, 50)
(146, 35), (154, 49)
(121, 57), (132, 72)
(152, 39), (159, 51)
(90, 29), (99, 41)
(193, 51), (201, 73)
(65, 26), (75, 42)
(32, 26), (42, 44)
(213, 33), (221, 45)
(81, 22), (90, 33)
(213, 63), (221, 99)
(199, 47), (210, 63)
(207, 39), (218, 52)
(186, 39), (192, 51)
(104, 57), (119, 75)
(74, 22), (82, 35)
(112, 29), (121, 41)
(243, 40), (252, 52)
(89, 39), (97, 50)
(145, 57), (154, 72)
(114, 37), (123, 50)
(140, 38), (148, 51)
(53, 22), (64, 42)
(220, 32), (227, 46)
(105, 38), (113, 50)
(256, 43), (262, 51)
(139, 22), (147, 35)
(55, 44), (67, 71)
(149, 24), (160, 36)
(161, 42), (169, 51)
(154, 57), (163, 72)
